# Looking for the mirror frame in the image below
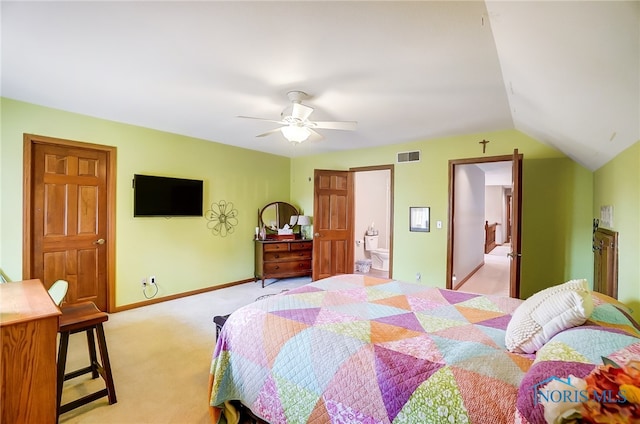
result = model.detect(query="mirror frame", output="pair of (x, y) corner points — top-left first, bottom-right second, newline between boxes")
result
(259, 201), (299, 232)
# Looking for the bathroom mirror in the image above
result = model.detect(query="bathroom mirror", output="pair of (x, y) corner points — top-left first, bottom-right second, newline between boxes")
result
(259, 201), (299, 231)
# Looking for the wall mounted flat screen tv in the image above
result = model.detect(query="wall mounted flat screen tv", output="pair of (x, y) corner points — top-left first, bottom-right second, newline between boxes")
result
(133, 174), (203, 217)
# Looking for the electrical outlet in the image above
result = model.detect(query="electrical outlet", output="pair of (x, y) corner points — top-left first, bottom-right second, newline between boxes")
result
(149, 276), (156, 285)
(416, 272), (421, 282)
(141, 277), (147, 288)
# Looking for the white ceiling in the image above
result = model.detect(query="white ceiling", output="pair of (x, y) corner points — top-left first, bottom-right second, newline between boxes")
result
(476, 161), (512, 186)
(2, 1), (638, 170)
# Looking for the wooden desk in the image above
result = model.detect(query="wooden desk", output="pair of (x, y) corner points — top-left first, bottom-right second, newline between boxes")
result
(255, 239), (313, 287)
(1, 279), (61, 424)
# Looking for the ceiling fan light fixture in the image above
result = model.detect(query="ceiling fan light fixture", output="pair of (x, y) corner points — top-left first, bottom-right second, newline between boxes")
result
(281, 125), (311, 143)
(239, 90), (356, 142)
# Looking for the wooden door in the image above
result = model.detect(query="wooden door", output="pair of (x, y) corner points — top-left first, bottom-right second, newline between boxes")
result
(312, 170), (354, 280)
(24, 135), (114, 311)
(508, 149), (523, 299)
(593, 227), (618, 298)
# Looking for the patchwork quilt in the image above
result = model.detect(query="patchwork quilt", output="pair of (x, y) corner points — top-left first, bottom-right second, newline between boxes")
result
(209, 274), (534, 423)
(516, 294), (640, 423)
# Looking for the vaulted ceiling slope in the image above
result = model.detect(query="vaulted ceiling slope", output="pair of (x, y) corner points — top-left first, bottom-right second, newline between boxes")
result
(1, 1), (638, 170)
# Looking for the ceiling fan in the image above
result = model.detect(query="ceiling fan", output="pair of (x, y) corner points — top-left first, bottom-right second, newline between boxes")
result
(238, 91), (357, 143)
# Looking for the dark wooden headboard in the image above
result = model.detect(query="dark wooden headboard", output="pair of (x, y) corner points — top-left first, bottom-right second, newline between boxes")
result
(593, 226), (618, 298)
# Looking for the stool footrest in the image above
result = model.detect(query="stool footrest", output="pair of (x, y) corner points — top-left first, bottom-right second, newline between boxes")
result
(64, 365), (94, 381)
(60, 389), (110, 414)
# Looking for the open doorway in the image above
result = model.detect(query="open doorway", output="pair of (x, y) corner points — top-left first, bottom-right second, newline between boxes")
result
(446, 151), (522, 298)
(352, 166), (394, 278)
(311, 165), (394, 281)
(452, 161), (512, 297)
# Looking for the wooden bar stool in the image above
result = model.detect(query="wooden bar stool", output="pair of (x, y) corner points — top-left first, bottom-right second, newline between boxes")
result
(56, 301), (117, 419)
(213, 314), (230, 340)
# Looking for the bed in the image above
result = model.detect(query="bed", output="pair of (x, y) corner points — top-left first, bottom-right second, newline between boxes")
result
(208, 274), (640, 424)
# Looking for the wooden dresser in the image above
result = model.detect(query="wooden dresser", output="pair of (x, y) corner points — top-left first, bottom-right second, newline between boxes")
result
(1, 279), (61, 424)
(255, 239), (313, 287)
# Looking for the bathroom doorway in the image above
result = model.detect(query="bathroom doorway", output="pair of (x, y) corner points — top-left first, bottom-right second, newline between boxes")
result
(351, 165), (394, 278)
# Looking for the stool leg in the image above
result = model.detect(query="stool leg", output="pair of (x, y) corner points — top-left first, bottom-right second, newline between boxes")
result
(56, 331), (70, 422)
(86, 328), (99, 379)
(95, 323), (117, 404)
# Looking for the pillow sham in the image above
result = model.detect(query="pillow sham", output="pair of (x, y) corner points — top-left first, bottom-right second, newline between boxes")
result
(591, 291), (634, 315)
(516, 326), (640, 424)
(516, 359), (595, 424)
(586, 294), (640, 337)
(505, 279), (593, 354)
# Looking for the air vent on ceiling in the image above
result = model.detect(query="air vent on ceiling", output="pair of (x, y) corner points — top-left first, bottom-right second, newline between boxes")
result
(397, 150), (421, 163)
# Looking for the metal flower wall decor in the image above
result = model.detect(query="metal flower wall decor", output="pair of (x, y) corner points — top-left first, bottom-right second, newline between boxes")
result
(205, 200), (238, 237)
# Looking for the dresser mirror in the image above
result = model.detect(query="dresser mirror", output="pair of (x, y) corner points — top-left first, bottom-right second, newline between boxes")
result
(259, 201), (299, 232)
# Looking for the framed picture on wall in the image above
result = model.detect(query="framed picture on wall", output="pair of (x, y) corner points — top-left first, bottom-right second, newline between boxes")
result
(410, 207), (430, 232)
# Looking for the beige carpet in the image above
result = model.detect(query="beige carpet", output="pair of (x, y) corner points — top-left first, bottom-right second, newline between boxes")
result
(457, 244), (511, 297)
(59, 277), (310, 424)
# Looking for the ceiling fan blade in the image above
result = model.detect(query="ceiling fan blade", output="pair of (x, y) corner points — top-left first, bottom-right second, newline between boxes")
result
(312, 121), (358, 131)
(256, 128), (283, 138)
(308, 128), (324, 141)
(291, 103), (314, 121)
(237, 115), (285, 125)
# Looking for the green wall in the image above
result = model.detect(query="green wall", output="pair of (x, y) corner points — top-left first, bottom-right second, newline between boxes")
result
(2, 97), (633, 317)
(593, 141), (640, 315)
(1, 98), (291, 307)
(290, 130), (594, 300)
(520, 158), (594, 297)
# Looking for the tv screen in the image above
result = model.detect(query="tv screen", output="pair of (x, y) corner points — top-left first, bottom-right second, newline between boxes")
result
(133, 174), (203, 217)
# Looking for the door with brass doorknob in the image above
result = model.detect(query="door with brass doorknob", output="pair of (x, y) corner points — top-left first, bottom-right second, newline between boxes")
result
(25, 136), (112, 311)
(312, 169), (354, 281)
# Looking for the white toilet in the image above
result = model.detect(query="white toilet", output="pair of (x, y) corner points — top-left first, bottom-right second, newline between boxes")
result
(364, 235), (390, 271)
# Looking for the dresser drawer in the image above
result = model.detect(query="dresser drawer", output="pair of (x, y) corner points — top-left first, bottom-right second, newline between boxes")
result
(290, 241), (313, 251)
(264, 260), (312, 274)
(263, 243), (290, 252)
(264, 250), (312, 262)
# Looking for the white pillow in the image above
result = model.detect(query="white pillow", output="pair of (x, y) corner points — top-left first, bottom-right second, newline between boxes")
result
(505, 279), (593, 353)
